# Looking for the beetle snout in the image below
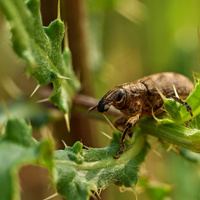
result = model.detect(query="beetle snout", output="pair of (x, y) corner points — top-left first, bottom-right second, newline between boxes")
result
(97, 100), (112, 112)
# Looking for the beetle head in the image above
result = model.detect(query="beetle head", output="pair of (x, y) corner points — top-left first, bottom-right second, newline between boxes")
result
(97, 87), (127, 112)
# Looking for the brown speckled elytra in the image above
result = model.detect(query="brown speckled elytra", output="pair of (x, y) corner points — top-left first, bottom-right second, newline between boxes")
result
(89, 72), (194, 158)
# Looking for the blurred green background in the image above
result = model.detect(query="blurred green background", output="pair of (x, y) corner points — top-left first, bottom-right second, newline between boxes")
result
(0, 0), (200, 199)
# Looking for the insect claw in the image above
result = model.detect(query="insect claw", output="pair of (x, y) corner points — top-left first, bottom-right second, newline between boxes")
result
(113, 143), (126, 159)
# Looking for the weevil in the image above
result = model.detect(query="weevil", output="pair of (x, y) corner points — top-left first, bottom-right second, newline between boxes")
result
(89, 72), (194, 158)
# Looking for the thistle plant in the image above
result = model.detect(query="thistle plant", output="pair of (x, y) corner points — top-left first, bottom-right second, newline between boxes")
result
(0, 0), (200, 200)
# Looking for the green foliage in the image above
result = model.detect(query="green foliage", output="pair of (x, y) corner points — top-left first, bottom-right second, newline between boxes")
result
(1, 0), (200, 200)
(0, 1), (149, 199)
(0, 118), (53, 200)
(54, 130), (149, 200)
(138, 177), (171, 200)
(0, 117), (149, 200)
(0, 0), (80, 113)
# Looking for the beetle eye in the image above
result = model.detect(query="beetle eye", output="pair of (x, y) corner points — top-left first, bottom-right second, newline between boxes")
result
(116, 90), (125, 102)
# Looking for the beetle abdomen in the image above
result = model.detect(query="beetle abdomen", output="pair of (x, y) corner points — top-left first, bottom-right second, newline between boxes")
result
(139, 72), (193, 116)
(140, 72), (193, 97)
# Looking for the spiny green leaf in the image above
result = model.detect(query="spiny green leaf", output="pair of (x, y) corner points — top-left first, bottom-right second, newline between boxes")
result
(180, 82), (200, 120)
(0, 0), (80, 113)
(51, 77), (200, 200)
(53, 130), (149, 200)
(138, 78), (200, 154)
(0, 118), (53, 200)
(163, 78), (200, 123)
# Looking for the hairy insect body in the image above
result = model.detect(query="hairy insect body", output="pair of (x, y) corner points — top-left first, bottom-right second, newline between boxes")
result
(91, 72), (194, 158)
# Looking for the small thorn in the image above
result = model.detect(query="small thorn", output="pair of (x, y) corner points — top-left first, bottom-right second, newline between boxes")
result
(151, 107), (161, 122)
(148, 140), (162, 157)
(151, 80), (167, 101)
(36, 98), (49, 103)
(57, 74), (72, 80)
(133, 189), (139, 200)
(88, 105), (98, 113)
(83, 144), (90, 150)
(43, 193), (58, 200)
(192, 71), (199, 84)
(64, 113), (70, 132)
(167, 144), (174, 152)
(57, 0), (61, 20)
(152, 149), (162, 158)
(30, 84), (40, 98)
(173, 85), (179, 98)
(62, 140), (67, 148)
(90, 192), (97, 200)
(102, 114), (117, 131)
(96, 189), (101, 199)
(101, 131), (111, 140)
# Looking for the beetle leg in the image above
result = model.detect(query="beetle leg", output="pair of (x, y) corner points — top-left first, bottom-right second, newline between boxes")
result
(167, 95), (193, 117)
(112, 115), (128, 131)
(114, 114), (140, 159)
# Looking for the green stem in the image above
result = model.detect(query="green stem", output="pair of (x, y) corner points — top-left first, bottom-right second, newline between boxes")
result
(139, 117), (200, 152)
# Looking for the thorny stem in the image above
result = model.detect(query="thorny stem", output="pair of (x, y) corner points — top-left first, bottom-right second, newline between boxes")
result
(64, 0), (95, 147)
